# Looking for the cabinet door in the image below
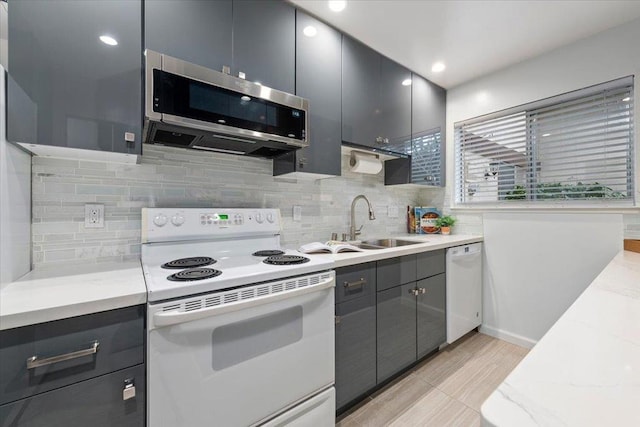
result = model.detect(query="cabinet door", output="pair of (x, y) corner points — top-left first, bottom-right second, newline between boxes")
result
(410, 74), (446, 186)
(378, 57), (411, 145)
(417, 274), (446, 359)
(232, 0), (295, 93)
(335, 296), (376, 410)
(341, 36), (380, 148)
(8, 0), (142, 155)
(377, 283), (417, 383)
(273, 10), (341, 177)
(0, 364), (145, 427)
(145, 0), (232, 72)
(377, 254), (417, 291)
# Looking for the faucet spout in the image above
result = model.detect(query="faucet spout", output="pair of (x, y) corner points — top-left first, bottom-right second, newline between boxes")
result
(350, 195), (375, 240)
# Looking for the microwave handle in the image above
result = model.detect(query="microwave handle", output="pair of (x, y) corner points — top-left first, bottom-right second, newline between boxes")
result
(153, 276), (335, 327)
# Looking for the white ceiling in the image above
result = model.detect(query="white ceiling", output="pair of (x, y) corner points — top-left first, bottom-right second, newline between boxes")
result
(289, 0), (640, 89)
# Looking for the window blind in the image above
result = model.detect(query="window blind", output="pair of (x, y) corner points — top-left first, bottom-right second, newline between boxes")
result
(455, 76), (634, 205)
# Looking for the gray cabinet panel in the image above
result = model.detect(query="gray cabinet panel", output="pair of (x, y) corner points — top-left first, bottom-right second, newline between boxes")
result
(273, 10), (341, 177)
(341, 36), (380, 147)
(0, 306), (144, 405)
(377, 283), (417, 383)
(232, 0), (295, 93)
(8, 0), (142, 155)
(335, 262), (376, 304)
(0, 364), (145, 427)
(417, 274), (446, 359)
(335, 297), (376, 410)
(412, 74), (446, 136)
(379, 58), (412, 145)
(377, 255), (417, 291)
(145, 0), (233, 72)
(417, 249), (445, 279)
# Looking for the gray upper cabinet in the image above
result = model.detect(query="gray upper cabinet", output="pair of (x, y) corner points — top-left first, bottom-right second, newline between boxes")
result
(232, 0), (295, 94)
(8, 0), (142, 156)
(386, 74), (446, 186)
(273, 10), (342, 177)
(145, 0), (233, 72)
(410, 74), (446, 186)
(342, 36), (411, 149)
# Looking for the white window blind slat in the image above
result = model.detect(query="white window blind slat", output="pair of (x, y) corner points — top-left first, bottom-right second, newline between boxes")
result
(455, 77), (634, 205)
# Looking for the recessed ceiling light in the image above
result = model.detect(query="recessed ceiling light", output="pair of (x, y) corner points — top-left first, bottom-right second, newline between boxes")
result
(402, 79), (412, 86)
(328, 1), (346, 12)
(431, 62), (445, 73)
(99, 35), (118, 46)
(303, 25), (317, 37)
(622, 97), (631, 102)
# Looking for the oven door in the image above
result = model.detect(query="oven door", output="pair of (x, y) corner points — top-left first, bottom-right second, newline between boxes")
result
(147, 271), (335, 427)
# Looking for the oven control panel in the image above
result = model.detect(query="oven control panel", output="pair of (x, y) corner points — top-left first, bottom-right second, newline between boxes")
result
(142, 208), (282, 243)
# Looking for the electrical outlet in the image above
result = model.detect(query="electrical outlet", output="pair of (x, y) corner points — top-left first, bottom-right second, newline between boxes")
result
(85, 204), (104, 228)
(293, 205), (302, 221)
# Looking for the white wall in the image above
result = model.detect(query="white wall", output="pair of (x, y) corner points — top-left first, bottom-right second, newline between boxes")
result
(446, 18), (640, 346)
(0, 65), (32, 285)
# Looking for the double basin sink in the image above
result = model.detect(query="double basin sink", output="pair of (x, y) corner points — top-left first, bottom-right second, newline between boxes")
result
(356, 239), (423, 250)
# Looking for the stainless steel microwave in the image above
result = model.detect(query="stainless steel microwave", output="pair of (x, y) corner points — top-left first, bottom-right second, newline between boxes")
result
(144, 50), (309, 158)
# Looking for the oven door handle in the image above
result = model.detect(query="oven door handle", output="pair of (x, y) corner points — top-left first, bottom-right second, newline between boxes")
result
(152, 276), (335, 327)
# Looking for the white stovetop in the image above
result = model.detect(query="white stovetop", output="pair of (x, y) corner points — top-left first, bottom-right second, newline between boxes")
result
(481, 250), (640, 427)
(0, 261), (147, 330)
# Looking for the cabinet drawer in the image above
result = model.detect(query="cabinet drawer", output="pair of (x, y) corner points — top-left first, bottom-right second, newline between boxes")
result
(335, 262), (376, 304)
(377, 255), (417, 291)
(416, 250), (445, 279)
(0, 305), (144, 405)
(0, 364), (145, 427)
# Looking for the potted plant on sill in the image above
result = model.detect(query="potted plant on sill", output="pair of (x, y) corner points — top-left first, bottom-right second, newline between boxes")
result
(435, 215), (456, 235)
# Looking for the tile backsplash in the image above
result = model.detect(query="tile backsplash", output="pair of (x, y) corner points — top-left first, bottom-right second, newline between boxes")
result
(32, 145), (442, 267)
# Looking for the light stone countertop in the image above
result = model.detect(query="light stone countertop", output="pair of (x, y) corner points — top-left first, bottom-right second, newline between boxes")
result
(295, 234), (484, 268)
(0, 234), (482, 331)
(481, 250), (640, 427)
(0, 261), (147, 330)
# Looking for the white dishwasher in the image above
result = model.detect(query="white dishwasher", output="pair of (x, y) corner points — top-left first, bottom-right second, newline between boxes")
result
(446, 242), (483, 344)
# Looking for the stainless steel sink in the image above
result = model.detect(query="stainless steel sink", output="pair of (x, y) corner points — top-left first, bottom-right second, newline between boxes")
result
(356, 238), (423, 250)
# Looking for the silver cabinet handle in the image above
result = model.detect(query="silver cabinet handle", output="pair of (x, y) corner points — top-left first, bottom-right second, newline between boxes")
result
(335, 315), (341, 325)
(26, 341), (99, 370)
(344, 278), (366, 289)
(420, 288), (427, 294)
(408, 288), (419, 296)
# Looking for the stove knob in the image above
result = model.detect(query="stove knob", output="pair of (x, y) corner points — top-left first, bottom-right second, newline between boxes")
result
(153, 214), (168, 227)
(171, 214), (185, 227)
(266, 213), (275, 223)
(255, 213), (264, 224)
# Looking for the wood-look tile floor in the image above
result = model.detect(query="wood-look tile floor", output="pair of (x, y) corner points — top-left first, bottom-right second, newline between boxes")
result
(336, 332), (529, 427)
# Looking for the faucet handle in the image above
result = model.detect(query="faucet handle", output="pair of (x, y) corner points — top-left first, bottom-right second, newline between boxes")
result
(331, 232), (338, 241)
(341, 233), (348, 242)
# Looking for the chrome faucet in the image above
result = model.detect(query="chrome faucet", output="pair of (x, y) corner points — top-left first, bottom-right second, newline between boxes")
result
(350, 195), (376, 240)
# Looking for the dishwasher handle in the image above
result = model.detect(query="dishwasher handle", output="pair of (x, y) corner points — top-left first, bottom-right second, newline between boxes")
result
(448, 244), (482, 258)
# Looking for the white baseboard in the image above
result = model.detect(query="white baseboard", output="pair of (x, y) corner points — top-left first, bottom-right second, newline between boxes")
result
(479, 325), (537, 349)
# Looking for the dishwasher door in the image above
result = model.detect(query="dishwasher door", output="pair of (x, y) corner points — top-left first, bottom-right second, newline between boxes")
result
(446, 243), (483, 344)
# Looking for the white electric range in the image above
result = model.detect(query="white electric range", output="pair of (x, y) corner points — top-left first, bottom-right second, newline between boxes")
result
(141, 208), (336, 427)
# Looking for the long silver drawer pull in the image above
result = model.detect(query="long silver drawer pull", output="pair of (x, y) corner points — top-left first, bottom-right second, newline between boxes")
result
(344, 278), (366, 289)
(26, 341), (99, 370)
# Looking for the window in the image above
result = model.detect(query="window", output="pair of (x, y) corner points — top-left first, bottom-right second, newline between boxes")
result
(454, 77), (634, 205)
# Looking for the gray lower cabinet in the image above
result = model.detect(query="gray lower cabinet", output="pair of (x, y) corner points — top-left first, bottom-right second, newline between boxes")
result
(0, 306), (145, 426)
(273, 10), (342, 177)
(335, 263), (376, 410)
(8, 0), (142, 156)
(0, 364), (145, 427)
(417, 274), (447, 359)
(376, 282), (417, 383)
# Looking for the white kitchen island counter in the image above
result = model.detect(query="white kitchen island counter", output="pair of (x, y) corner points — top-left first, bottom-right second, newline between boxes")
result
(0, 261), (147, 330)
(481, 250), (640, 427)
(298, 234), (483, 268)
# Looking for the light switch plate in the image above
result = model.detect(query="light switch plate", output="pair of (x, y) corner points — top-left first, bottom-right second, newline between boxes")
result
(388, 205), (399, 218)
(293, 205), (302, 221)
